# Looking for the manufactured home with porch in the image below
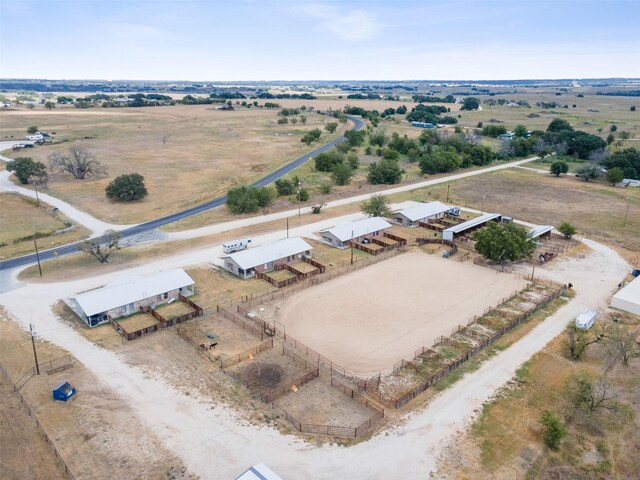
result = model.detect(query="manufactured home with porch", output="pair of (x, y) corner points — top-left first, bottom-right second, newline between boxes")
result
(319, 217), (392, 248)
(67, 268), (195, 327)
(392, 201), (450, 227)
(222, 237), (313, 278)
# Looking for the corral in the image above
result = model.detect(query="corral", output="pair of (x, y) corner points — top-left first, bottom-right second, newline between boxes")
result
(269, 250), (528, 377)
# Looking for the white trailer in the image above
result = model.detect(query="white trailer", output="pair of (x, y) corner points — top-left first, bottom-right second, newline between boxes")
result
(575, 309), (597, 330)
(235, 463), (283, 480)
(26, 134), (44, 141)
(222, 238), (252, 254)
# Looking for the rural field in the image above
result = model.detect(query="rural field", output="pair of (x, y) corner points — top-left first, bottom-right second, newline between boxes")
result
(0, 104), (347, 223)
(268, 250), (527, 377)
(0, 192), (90, 259)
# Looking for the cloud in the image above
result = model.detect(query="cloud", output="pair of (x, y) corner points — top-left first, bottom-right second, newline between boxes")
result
(293, 2), (380, 41)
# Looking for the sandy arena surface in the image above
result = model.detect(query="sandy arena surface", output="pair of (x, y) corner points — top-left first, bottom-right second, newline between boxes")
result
(273, 251), (528, 377)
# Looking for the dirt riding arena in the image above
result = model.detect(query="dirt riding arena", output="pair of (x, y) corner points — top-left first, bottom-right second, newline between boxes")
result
(270, 251), (528, 377)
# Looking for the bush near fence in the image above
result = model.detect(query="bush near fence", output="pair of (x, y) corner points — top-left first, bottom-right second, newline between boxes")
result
(375, 283), (565, 409)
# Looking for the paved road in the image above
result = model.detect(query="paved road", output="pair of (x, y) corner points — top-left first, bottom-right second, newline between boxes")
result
(0, 116), (364, 271)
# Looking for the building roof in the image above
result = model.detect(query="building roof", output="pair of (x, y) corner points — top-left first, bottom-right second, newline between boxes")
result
(612, 276), (640, 306)
(575, 309), (597, 328)
(70, 268), (194, 317)
(222, 237), (312, 270)
(443, 213), (502, 235)
(393, 201), (450, 222)
(528, 225), (554, 239)
(320, 216), (392, 243)
(235, 464), (284, 480)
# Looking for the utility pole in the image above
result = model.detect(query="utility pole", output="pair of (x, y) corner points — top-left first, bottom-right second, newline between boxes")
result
(33, 233), (43, 277)
(446, 183), (450, 203)
(350, 230), (354, 265)
(297, 181), (302, 218)
(30, 324), (40, 375)
(623, 197), (632, 227)
(286, 217), (289, 238)
(531, 260), (536, 284)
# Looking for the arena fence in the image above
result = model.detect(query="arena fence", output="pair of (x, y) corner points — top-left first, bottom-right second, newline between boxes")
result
(374, 282), (565, 409)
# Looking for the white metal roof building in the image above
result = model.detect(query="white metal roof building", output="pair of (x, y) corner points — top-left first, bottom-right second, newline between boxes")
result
(610, 276), (640, 315)
(68, 268), (195, 327)
(392, 201), (450, 227)
(235, 463), (284, 480)
(528, 225), (554, 239)
(319, 216), (392, 248)
(442, 213), (502, 241)
(221, 237), (313, 278)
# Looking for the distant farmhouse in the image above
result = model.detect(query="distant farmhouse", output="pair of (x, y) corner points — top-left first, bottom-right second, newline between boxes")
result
(67, 268), (195, 327)
(222, 237), (312, 278)
(319, 217), (391, 248)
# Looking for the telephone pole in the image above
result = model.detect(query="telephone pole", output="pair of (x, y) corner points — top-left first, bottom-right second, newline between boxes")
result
(33, 233), (43, 277)
(30, 324), (40, 375)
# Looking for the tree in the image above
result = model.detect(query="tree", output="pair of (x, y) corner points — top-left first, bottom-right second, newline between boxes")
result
(301, 128), (322, 144)
(607, 133), (615, 145)
(344, 129), (366, 147)
(48, 146), (106, 179)
(78, 230), (121, 263)
(6, 157), (45, 184)
(367, 158), (404, 184)
(550, 160), (569, 176)
(575, 163), (601, 181)
(514, 124), (528, 138)
(419, 149), (462, 174)
(314, 151), (344, 172)
(558, 221), (577, 239)
(299, 115), (307, 125)
(631, 106), (636, 112)
(547, 118), (574, 133)
(567, 373), (618, 413)
(610, 124), (618, 132)
(331, 162), (353, 186)
(606, 324), (639, 364)
(31, 162), (49, 188)
(605, 167), (624, 186)
(105, 173), (148, 201)
(226, 185), (274, 214)
(473, 223), (536, 263)
(540, 410), (566, 450)
(44, 101), (55, 110)
(603, 147), (640, 179)
(361, 194), (392, 217)
(274, 178), (295, 196)
(325, 122), (338, 133)
(563, 323), (606, 360)
(27, 125), (38, 134)
(460, 97), (480, 110)
(297, 187), (310, 202)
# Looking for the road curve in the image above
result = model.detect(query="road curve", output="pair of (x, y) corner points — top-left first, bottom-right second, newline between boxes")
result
(0, 116), (364, 271)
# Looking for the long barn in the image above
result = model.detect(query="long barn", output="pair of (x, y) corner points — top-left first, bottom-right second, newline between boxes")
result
(442, 213), (502, 241)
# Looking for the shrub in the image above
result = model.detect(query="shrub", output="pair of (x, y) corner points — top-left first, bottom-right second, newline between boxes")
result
(540, 411), (566, 450)
(105, 173), (148, 201)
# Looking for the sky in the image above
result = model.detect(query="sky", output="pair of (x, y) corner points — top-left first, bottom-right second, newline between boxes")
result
(1, 0), (639, 81)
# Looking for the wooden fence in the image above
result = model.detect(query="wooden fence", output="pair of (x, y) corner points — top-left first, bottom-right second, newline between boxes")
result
(218, 306), (266, 340)
(0, 363), (77, 479)
(259, 367), (319, 403)
(269, 378), (385, 438)
(416, 237), (458, 256)
(379, 284), (565, 409)
(110, 296), (204, 341)
(218, 339), (274, 369)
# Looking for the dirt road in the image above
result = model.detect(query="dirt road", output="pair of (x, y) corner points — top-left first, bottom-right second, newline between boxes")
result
(0, 204), (629, 479)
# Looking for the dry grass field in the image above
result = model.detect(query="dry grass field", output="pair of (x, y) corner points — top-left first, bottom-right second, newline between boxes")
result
(0, 104), (345, 223)
(390, 168), (640, 254)
(0, 193), (90, 259)
(270, 250), (527, 377)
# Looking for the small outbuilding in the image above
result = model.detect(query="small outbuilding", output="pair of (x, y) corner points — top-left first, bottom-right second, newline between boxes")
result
(392, 201), (450, 227)
(67, 268), (195, 327)
(235, 463), (284, 480)
(319, 217), (392, 248)
(610, 276), (640, 315)
(442, 213), (502, 241)
(221, 237), (313, 278)
(528, 225), (554, 240)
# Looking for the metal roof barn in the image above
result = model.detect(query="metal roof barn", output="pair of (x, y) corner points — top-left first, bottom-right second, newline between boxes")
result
(319, 217), (392, 244)
(221, 237), (312, 271)
(442, 213), (502, 241)
(393, 201), (450, 224)
(528, 225), (554, 239)
(611, 276), (640, 315)
(68, 268), (194, 319)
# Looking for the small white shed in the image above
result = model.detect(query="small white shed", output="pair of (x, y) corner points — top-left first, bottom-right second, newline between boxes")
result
(235, 463), (284, 480)
(575, 309), (597, 329)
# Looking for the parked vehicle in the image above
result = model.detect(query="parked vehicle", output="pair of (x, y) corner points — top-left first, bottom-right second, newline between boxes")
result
(575, 309), (597, 330)
(26, 134), (44, 141)
(12, 143), (26, 151)
(223, 238), (252, 254)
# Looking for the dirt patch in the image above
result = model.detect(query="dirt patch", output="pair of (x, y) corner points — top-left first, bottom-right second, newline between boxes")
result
(271, 250), (527, 377)
(242, 362), (285, 389)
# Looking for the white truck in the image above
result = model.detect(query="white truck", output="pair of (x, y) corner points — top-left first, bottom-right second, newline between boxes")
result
(575, 309), (597, 330)
(223, 238), (252, 254)
(26, 134), (44, 141)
